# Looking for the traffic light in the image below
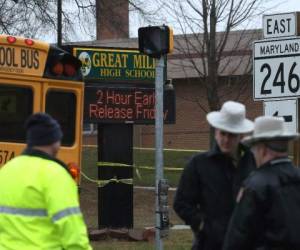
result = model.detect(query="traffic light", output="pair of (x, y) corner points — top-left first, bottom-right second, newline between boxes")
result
(138, 25), (173, 58)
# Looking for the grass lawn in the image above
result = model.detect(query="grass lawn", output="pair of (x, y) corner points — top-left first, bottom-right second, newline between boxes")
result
(80, 146), (199, 249)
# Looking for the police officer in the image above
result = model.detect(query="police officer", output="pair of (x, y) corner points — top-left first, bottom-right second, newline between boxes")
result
(173, 101), (255, 250)
(0, 113), (92, 250)
(223, 116), (300, 250)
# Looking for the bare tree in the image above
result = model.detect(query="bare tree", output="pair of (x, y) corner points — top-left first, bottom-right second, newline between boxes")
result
(0, 0), (152, 42)
(0, 0), (92, 41)
(152, 0), (267, 111)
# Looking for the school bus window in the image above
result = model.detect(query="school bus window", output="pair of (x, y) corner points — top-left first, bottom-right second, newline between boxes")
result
(0, 85), (33, 142)
(46, 91), (76, 146)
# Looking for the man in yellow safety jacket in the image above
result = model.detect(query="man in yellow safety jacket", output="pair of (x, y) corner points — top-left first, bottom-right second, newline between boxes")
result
(0, 113), (92, 250)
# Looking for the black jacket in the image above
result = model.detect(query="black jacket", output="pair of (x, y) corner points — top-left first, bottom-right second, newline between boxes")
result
(223, 158), (300, 250)
(173, 145), (255, 250)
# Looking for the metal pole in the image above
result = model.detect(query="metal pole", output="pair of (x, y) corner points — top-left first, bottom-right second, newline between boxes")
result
(294, 99), (300, 167)
(57, 0), (62, 48)
(155, 57), (165, 250)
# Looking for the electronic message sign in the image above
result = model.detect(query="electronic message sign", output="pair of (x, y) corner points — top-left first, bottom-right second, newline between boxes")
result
(84, 85), (175, 124)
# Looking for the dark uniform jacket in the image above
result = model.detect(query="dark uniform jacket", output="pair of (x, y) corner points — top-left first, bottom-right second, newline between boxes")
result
(223, 157), (300, 250)
(173, 144), (255, 250)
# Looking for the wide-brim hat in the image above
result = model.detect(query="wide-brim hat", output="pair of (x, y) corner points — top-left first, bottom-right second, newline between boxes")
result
(242, 116), (299, 146)
(206, 101), (254, 134)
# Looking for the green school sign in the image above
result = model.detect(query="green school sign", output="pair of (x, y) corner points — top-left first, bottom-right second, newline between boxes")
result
(73, 47), (156, 82)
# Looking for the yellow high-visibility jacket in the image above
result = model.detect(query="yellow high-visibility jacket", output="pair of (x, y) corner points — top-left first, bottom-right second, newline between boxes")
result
(0, 148), (92, 250)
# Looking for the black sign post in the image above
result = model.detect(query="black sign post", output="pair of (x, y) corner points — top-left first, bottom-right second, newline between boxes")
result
(97, 124), (133, 228)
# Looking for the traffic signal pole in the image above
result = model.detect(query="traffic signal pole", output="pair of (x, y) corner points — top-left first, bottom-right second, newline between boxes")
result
(137, 25), (173, 250)
(155, 57), (165, 250)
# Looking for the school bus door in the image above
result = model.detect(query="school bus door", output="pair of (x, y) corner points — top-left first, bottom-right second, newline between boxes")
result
(42, 81), (83, 174)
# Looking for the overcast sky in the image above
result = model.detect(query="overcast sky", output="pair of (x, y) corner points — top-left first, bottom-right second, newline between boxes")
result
(43, 0), (300, 43)
(250, 0), (300, 28)
(128, 0), (300, 37)
(266, 0), (300, 13)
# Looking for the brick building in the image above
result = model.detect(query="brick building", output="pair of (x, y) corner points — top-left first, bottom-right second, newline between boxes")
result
(77, 0), (264, 150)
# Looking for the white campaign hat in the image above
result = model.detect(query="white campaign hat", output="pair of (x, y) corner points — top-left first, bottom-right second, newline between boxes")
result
(242, 116), (299, 146)
(206, 101), (254, 134)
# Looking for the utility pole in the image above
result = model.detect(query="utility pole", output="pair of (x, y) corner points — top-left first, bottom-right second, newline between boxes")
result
(57, 0), (62, 47)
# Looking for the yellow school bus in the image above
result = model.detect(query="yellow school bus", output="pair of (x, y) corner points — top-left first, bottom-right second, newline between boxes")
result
(0, 34), (83, 182)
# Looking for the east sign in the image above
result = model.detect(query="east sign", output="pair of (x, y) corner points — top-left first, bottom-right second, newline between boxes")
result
(73, 47), (156, 82)
(263, 12), (300, 39)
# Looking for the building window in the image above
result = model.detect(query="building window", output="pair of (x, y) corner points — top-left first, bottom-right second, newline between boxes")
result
(0, 85), (33, 142)
(46, 91), (76, 146)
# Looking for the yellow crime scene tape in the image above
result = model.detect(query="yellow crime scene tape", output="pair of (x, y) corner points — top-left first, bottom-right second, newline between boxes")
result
(81, 161), (185, 187)
(80, 171), (133, 187)
(81, 146), (200, 187)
